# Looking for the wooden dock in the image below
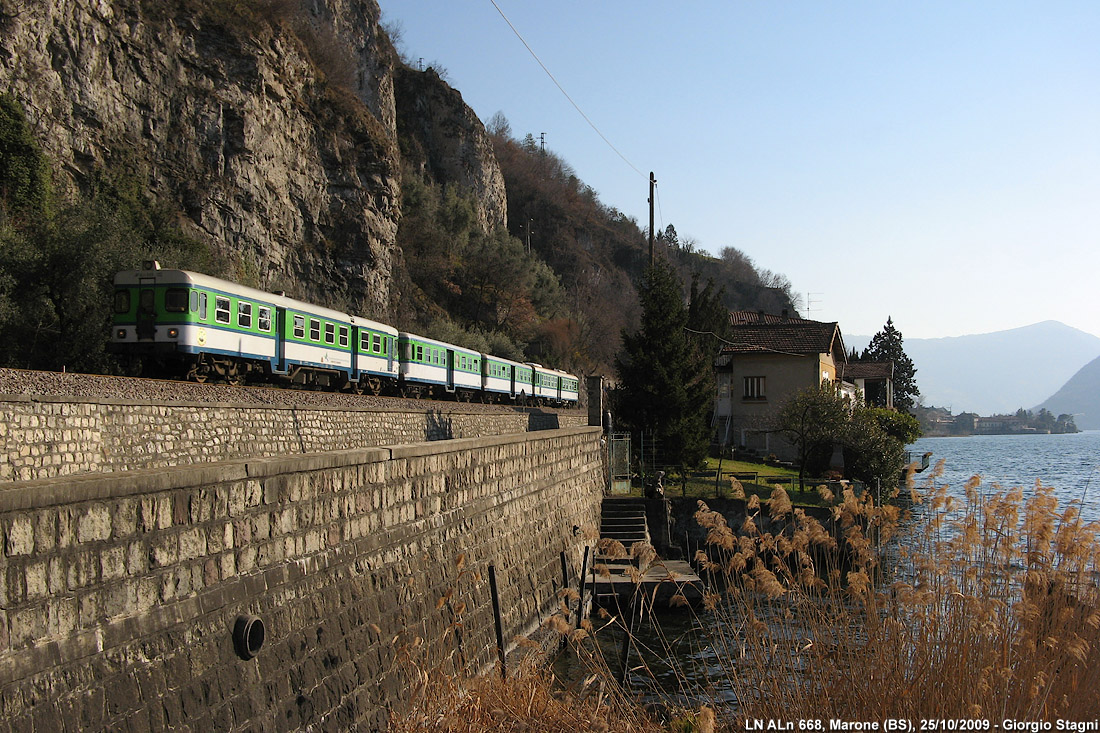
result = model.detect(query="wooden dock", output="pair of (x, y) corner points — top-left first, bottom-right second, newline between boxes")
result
(589, 558), (704, 610)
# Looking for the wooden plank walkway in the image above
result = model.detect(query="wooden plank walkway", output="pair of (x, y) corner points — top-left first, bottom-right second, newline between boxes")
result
(589, 558), (704, 610)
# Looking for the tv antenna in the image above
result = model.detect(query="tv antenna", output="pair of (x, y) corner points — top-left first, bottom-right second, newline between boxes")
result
(804, 292), (822, 316)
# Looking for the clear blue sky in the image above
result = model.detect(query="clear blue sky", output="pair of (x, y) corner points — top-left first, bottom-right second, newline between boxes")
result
(381, 1), (1100, 340)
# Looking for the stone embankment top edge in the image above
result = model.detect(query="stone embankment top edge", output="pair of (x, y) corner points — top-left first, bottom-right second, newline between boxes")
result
(0, 391), (583, 418)
(388, 425), (602, 459)
(0, 461), (251, 512)
(0, 426), (604, 512)
(243, 447), (392, 478)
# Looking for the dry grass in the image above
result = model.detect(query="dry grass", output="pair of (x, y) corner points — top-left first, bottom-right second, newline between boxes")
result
(390, 461), (1100, 731)
(388, 661), (669, 733)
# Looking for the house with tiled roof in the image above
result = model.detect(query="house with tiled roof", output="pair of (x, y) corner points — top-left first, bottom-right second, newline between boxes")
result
(841, 361), (894, 409)
(713, 312), (893, 461)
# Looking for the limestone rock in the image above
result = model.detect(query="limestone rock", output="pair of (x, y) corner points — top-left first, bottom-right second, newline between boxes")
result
(395, 65), (507, 232)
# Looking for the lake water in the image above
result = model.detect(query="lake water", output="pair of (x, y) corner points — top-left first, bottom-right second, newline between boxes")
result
(908, 430), (1100, 523)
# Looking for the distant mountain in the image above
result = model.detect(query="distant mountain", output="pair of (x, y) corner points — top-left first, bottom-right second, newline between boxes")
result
(847, 321), (1100, 416)
(1034, 355), (1100, 430)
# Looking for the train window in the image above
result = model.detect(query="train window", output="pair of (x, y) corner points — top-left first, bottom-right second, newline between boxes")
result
(339, 326), (348, 347)
(293, 314), (305, 339)
(360, 332), (369, 351)
(372, 334), (381, 354)
(415, 345), (423, 362)
(199, 293), (208, 320)
(258, 306), (271, 332)
(140, 289), (156, 314)
(215, 296), (231, 324)
(310, 319), (320, 341)
(166, 289), (188, 313)
(324, 323), (335, 344)
(113, 290), (130, 314)
(189, 291), (198, 312)
(238, 302), (252, 329)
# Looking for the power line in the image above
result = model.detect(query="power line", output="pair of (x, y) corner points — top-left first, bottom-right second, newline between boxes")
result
(487, 0), (646, 179)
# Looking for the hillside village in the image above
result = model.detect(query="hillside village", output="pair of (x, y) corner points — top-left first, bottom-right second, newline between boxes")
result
(915, 405), (1079, 436)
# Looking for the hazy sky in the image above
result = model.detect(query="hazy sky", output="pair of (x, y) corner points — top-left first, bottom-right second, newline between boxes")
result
(381, 1), (1100, 339)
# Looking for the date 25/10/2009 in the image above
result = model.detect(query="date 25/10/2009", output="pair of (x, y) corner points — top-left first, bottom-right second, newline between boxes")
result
(744, 721), (1100, 733)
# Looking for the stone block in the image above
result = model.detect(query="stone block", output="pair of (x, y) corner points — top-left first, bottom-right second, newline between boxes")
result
(77, 505), (112, 543)
(4, 516), (33, 556)
(23, 558), (48, 600)
(178, 527), (207, 562)
(101, 545), (127, 581)
(8, 605), (46, 648)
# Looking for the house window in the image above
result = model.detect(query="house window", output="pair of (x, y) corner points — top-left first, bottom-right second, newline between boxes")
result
(743, 376), (766, 400)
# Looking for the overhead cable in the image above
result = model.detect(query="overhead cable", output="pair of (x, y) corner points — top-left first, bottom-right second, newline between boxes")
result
(487, 0), (646, 179)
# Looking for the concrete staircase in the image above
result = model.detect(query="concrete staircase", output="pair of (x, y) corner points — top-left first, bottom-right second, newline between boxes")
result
(599, 497), (649, 547)
(596, 497), (650, 573)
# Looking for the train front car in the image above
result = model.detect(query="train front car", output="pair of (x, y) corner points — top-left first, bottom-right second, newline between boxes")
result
(111, 262), (399, 390)
(398, 332), (482, 400)
(108, 262), (265, 381)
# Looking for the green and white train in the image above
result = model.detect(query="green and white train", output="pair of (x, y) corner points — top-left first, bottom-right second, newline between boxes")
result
(109, 262), (579, 406)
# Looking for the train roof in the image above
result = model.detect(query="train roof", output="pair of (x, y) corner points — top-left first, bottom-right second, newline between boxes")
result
(527, 363), (578, 380)
(113, 268), (397, 334)
(397, 331), (480, 356)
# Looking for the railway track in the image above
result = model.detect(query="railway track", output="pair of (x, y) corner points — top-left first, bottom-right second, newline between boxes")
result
(0, 368), (574, 414)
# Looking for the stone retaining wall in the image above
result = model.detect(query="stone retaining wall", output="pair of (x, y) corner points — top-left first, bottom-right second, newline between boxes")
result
(0, 426), (605, 731)
(0, 394), (585, 481)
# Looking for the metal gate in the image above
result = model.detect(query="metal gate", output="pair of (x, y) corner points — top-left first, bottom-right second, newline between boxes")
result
(609, 432), (631, 494)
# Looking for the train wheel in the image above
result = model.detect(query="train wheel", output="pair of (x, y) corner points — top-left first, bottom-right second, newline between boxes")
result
(188, 360), (212, 383)
(366, 377), (382, 395)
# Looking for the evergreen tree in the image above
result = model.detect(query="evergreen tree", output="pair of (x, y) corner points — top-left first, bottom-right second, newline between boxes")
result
(862, 317), (919, 412)
(614, 259), (712, 489)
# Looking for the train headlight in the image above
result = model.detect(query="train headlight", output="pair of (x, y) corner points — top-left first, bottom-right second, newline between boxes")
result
(168, 328), (179, 339)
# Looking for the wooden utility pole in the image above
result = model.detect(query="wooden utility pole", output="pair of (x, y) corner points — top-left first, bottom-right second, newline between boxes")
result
(648, 172), (656, 266)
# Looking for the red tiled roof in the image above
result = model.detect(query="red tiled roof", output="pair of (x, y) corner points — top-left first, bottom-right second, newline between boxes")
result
(729, 310), (817, 325)
(717, 319), (845, 360)
(842, 361), (893, 381)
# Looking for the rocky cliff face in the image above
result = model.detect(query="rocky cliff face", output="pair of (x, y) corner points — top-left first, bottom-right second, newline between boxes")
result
(395, 66), (507, 232)
(0, 0), (505, 318)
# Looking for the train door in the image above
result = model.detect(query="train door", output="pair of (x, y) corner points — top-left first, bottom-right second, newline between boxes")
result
(350, 326), (360, 383)
(445, 348), (456, 393)
(136, 285), (157, 340)
(274, 308), (287, 374)
(509, 364), (516, 398)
